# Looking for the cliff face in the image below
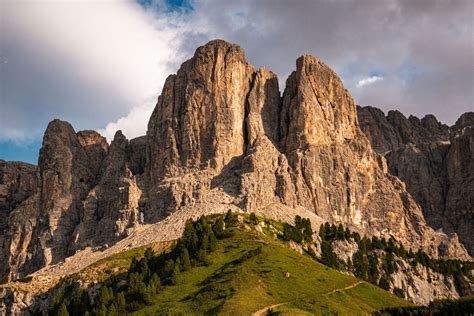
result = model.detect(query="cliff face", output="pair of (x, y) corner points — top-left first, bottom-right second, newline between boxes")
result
(0, 123), (146, 280)
(0, 40), (470, 286)
(358, 106), (474, 255)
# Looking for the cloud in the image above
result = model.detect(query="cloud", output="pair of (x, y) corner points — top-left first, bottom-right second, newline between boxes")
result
(98, 97), (156, 141)
(1, 0), (186, 142)
(356, 76), (384, 88)
(175, 0), (473, 124)
(1, 0), (472, 162)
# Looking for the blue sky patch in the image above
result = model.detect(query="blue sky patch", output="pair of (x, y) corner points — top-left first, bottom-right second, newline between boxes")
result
(136, 0), (193, 13)
(0, 139), (42, 165)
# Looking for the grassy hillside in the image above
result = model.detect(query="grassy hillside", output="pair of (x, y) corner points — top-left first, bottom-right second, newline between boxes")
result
(43, 213), (412, 315)
(134, 229), (409, 315)
(130, 215), (411, 315)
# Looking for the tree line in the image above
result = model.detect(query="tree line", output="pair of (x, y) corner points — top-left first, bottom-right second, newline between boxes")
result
(42, 210), (240, 316)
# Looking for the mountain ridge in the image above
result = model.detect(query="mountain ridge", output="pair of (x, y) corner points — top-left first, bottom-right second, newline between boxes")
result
(0, 40), (472, 313)
(358, 106), (474, 255)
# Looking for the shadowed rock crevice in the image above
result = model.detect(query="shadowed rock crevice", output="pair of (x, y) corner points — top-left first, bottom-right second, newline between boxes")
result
(0, 40), (471, 284)
(358, 106), (474, 255)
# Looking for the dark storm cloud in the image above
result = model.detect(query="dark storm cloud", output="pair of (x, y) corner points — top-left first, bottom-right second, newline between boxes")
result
(182, 0), (473, 123)
(1, 0), (472, 159)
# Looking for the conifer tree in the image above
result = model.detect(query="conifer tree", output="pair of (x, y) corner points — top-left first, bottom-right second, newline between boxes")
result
(57, 303), (69, 316)
(183, 219), (199, 253)
(321, 240), (339, 269)
(302, 218), (313, 242)
(249, 212), (258, 225)
(224, 209), (238, 227)
(209, 230), (218, 252)
(115, 292), (126, 312)
(107, 303), (117, 316)
(180, 246), (191, 271)
(319, 224), (326, 240)
(344, 227), (351, 239)
(336, 224), (344, 240)
(212, 217), (226, 238)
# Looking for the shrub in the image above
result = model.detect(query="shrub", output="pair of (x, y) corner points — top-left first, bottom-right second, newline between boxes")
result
(393, 287), (404, 299)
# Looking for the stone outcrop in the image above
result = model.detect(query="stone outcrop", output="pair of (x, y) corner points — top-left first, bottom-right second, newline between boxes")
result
(358, 107), (474, 255)
(0, 160), (39, 279)
(330, 239), (472, 305)
(1, 123), (143, 281)
(0, 40), (470, 293)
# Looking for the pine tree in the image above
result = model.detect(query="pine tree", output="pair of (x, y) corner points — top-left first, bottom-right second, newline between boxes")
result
(98, 286), (114, 307)
(183, 219), (199, 253)
(319, 224), (326, 240)
(282, 223), (294, 241)
(115, 292), (126, 312)
(324, 222), (332, 239)
(180, 246), (191, 271)
(378, 275), (390, 291)
(344, 227), (351, 239)
(144, 247), (154, 262)
(368, 253), (379, 284)
(149, 273), (161, 294)
(209, 230), (218, 252)
(170, 261), (180, 285)
(294, 215), (303, 230)
(128, 272), (142, 294)
(97, 304), (107, 316)
(302, 218), (313, 242)
(57, 303), (69, 316)
(384, 253), (397, 275)
(354, 250), (369, 280)
(107, 303), (117, 316)
(336, 224), (344, 240)
(249, 212), (258, 225)
(212, 217), (226, 238)
(70, 288), (90, 315)
(224, 209), (238, 227)
(321, 240), (339, 269)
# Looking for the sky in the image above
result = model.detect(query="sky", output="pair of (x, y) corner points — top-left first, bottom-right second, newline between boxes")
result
(1, 0), (473, 164)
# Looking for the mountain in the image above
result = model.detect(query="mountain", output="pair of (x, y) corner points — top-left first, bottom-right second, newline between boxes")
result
(357, 106), (474, 255)
(0, 40), (472, 313)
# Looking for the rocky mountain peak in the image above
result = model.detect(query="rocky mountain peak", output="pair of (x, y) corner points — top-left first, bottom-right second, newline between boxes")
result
(0, 40), (471, 289)
(146, 39), (255, 183)
(452, 112), (474, 132)
(281, 54), (358, 151)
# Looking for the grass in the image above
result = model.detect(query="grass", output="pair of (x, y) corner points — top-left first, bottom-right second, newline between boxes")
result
(71, 241), (173, 284)
(130, 224), (411, 315)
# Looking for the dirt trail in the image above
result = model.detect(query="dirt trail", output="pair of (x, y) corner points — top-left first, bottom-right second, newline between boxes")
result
(251, 281), (364, 315)
(326, 281), (363, 295)
(252, 303), (287, 316)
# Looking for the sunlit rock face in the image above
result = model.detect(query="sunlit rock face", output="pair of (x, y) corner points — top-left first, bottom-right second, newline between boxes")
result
(0, 40), (470, 283)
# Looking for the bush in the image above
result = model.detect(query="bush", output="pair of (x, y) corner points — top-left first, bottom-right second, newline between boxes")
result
(393, 287), (404, 299)
(378, 276), (390, 291)
(249, 212), (259, 225)
(224, 209), (238, 227)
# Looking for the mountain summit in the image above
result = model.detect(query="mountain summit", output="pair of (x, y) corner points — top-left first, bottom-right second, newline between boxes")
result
(0, 40), (470, 288)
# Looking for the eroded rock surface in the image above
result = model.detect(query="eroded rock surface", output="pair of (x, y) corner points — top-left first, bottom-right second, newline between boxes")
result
(358, 107), (474, 255)
(0, 40), (470, 294)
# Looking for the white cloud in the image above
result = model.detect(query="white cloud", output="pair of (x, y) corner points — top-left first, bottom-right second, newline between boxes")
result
(1, 0), (187, 142)
(98, 97), (156, 141)
(2, 0), (472, 152)
(356, 76), (384, 88)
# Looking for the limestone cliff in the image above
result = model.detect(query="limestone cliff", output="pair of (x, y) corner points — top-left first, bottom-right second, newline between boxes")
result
(0, 40), (470, 290)
(358, 106), (474, 255)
